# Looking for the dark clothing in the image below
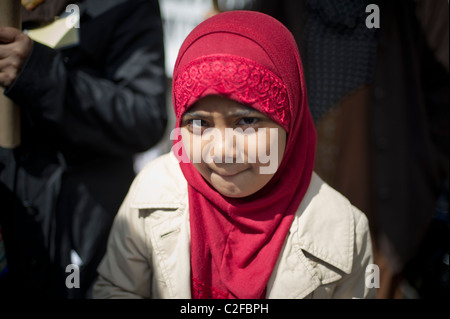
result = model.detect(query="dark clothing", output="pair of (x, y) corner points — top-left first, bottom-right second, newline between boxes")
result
(254, 0), (449, 298)
(0, 0), (167, 298)
(369, 0), (448, 271)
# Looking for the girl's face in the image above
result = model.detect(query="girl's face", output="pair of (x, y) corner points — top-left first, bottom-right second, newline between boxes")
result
(181, 95), (287, 198)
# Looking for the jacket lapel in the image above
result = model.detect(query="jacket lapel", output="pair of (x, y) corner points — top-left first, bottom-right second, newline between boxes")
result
(131, 153), (191, 298)
(266, 226), (322, 298)
(267, 173), (354, 298)
(147, 205), (192, 298)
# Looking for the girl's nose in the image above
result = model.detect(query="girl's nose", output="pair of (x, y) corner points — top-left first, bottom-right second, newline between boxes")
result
(210, 128), (237, 164)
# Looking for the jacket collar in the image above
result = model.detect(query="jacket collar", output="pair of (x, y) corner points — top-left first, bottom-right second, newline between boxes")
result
(295, 172), (354, 275)
(130, 152), (187, 210)
(266, 173), (354, 298)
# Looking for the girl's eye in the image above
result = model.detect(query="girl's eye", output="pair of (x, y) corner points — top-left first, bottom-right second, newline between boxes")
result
(238, 117), (259, 125)
(183, 119), (204, 126)
(191, 120), (203, 128)
(183, 119), (209, 132)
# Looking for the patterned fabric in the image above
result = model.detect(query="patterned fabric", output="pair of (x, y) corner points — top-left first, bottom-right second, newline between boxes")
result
(305, 0), (378, 122)
(174, 54), (290, 130)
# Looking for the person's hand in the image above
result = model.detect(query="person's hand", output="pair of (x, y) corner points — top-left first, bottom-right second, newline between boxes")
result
(0, 27), (33, 88)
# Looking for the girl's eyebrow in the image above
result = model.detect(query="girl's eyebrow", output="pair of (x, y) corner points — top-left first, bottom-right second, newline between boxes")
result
(183, 108), (262, 119)
(227, 109), (261, 117)
(182, 111), (212, 119)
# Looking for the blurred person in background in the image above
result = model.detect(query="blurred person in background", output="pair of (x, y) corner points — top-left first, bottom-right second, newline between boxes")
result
(253, 0), (449, 298)
(0, 0), (167, 298)
(133, 0), (259, 174)
(134, 0), (214, 172)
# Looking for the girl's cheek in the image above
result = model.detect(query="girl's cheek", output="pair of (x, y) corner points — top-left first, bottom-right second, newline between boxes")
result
(239, 128), (281, 174)
(259, 128), (283, 175)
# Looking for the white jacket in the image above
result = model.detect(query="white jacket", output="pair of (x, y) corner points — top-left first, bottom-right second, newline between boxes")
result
(93, 152), (376, 299)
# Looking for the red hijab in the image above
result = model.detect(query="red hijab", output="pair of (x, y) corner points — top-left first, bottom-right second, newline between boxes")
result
(172, 11), (317, 299)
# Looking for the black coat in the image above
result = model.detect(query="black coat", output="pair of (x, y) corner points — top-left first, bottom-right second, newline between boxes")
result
(0, 0), (167, 298)
(255, 0), (449, 298)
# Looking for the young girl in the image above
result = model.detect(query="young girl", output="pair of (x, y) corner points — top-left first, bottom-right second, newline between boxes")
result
(93, 11), (375, 299)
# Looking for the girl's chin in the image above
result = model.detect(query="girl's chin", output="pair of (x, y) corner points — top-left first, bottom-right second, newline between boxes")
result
(208, 170), (266, 198)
